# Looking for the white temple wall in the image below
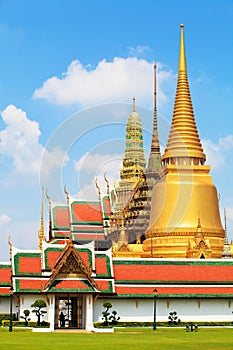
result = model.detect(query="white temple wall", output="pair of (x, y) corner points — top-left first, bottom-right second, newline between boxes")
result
(17, 294), (50, 324)
(94, 297), (233, 323)
(0, 297), (15, 314)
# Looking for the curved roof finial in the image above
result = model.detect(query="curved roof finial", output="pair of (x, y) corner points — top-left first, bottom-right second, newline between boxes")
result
(64, 185), (69, 205)
(104, 172), (110, 196)
(95, 178), (101, 198)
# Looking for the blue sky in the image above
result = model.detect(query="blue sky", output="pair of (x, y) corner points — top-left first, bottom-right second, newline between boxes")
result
(0, 0), (232, 260)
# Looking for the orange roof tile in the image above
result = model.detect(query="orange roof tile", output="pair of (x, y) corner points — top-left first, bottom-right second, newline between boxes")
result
(18, 257), (41, 274)
(0, 287), (11, 295)
(95, 256), (108, 276)
(113, 262), (233, 282)
(17, 279), (47, 291)
(0, 266), (11, 284)
(49, 279), (94, 291)
(96, 280), (112, 292)
(115, 285), (233, 296)
(53, 207), (70, 228)
(71, 202), (102, 223)
(46, 250), (62, 269)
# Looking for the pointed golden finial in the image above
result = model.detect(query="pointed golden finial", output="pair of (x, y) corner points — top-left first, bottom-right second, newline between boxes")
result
(132, 96), (136, 112)
(38, 188), (45, 250)
(179, 24), (187, 72)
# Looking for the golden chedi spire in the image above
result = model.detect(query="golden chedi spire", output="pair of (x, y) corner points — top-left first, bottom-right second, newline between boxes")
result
(143, 24), (224, 259)
(163, 24), (206, 164)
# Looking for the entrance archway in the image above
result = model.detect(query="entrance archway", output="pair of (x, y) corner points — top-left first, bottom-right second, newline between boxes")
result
(55, 295), (85, 329)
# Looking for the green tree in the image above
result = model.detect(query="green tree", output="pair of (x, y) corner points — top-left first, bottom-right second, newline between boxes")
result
(102, 302), (112, 326)
(109, 310), (120, 325)
(168, 311), (181, 325)
(31, 299), (47, 326)
(20, 309), (30, 326)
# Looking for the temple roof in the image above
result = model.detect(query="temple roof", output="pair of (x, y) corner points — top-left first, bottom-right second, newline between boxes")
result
(0, 264), (11, 285)
(115, 285), (233, 298)
(113, 259), (233, 284)
(0, 264), (11, 295)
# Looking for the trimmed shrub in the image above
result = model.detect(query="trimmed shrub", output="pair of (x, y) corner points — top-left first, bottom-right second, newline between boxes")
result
(0, 313), (17, 325)
(2, 320), (50, 328)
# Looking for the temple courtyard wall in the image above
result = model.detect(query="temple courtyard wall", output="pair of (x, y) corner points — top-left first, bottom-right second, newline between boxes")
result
(94, 297), (233, 323)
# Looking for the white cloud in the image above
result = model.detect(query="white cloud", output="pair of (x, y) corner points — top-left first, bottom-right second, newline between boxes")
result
(33, 57), (175, 108)
(128, 45), (151, 57)
(0, 214), (10, 225)
(73, 152), (122, 200)
(202, 135), (233, 170)
(219, 135), (233, 150)
(74, 181), (99, 201)
(0, 104), (69, 184)
(40, 147), (69, 182)
(74, 152), (121, 175)
(0, 104), (42, 175)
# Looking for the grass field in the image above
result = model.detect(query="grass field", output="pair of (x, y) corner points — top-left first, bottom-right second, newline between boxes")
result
(0, 327), (233, 350)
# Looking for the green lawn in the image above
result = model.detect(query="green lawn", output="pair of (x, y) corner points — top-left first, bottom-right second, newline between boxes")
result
(0, 327), (233, 350)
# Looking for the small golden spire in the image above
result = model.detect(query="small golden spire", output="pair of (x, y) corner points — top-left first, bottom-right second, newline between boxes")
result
(38, 188), (45, 250)
(151, 62), (160, 151)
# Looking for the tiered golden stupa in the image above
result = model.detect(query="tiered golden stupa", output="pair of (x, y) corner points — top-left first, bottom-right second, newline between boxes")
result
(143, 24), (225, 258)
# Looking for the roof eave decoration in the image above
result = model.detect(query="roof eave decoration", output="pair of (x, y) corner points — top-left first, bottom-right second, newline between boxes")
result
(43, 240), (99, 292)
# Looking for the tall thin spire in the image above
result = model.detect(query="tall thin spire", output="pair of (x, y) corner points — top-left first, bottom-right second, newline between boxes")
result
(222, 208), (231, 258)
(38, 188), (45, 250)
(132, 96), (136, 112)
(147, 63), (161, 172)
(179, 24), (187, 72)
(162, 24), (206, 163)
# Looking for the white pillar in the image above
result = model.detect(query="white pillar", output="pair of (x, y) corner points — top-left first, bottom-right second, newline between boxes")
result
(47, 294), (55, 331)
(85, 295), (94, 331)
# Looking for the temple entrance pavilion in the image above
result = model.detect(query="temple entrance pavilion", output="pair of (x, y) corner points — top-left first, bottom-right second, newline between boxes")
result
(55, 295), (85, 329)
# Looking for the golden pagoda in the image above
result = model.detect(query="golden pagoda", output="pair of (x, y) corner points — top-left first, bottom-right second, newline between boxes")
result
(143, 24), (225, 258)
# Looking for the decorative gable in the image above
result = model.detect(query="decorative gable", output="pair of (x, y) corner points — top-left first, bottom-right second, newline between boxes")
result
(57, 250), (88, 277)
(44, 241), (98, 291)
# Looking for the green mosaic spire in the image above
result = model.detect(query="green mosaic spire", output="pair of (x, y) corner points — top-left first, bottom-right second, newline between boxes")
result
(121, 97), (146, 184)
(112, 98), (146, 214)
